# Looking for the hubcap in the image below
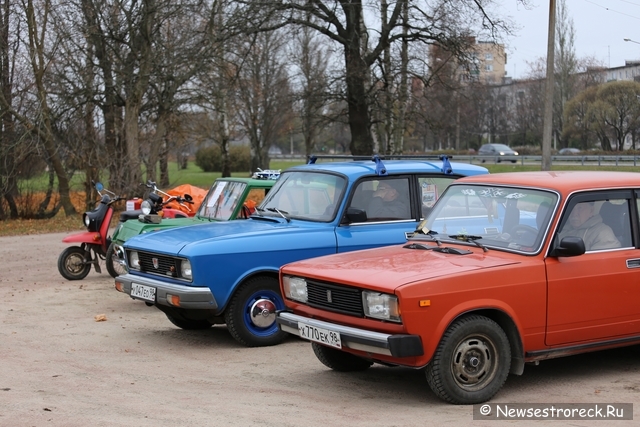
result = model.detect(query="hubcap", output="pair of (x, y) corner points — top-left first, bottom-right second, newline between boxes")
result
(450, 335), (498, 392)
(249, 298), (277, 328)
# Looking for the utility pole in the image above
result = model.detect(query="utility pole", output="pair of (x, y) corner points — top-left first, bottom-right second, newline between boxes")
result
(541, 0), (556, 171)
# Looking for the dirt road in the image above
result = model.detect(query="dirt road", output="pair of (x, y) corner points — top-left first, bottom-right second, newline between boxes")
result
(1, 232), (639, 426)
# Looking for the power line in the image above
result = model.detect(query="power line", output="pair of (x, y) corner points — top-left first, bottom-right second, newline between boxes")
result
(581, 0), (640, 20)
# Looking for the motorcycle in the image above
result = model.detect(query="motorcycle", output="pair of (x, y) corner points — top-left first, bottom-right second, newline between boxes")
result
(57, 182), (124, 280)
(105, 181), (194, 278)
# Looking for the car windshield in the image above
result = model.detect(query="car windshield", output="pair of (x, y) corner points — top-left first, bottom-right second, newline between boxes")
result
(493, 144), (512, 151)
(259, 171), (347, 221)
(197, 180), (247, 220)
(424, 184), (558, 254)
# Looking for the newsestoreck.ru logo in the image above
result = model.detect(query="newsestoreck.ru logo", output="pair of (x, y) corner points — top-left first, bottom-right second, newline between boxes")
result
(473, 403), (633, 420)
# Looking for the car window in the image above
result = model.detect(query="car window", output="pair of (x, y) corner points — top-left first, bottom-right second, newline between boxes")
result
(419, 176), (459, 218)
(556, 196), (632, 251)
(260, 171), (346, 221)
(198, 181), (247, 220)
(427, 185), (558, 253)
(349, 177), (411, 222)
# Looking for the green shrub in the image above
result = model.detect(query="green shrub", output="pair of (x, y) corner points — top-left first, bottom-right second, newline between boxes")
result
(195, 145), (251, 173)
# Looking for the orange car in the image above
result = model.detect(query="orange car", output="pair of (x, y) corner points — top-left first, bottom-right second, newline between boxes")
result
(276, 171), (640, 404)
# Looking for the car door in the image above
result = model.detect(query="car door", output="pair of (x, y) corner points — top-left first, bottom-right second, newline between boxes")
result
(544, 190), (640, 346)
(335, 175), (458, 252)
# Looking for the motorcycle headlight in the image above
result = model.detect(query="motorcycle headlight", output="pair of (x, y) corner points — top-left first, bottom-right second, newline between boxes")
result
(141, 200), (153, 215)
(362, 291), (400, 322)
(128, 251), (140, 270)
(83, 213), (90, 227)
(282, 276), (308, 303)
(180, 259), (192, 280)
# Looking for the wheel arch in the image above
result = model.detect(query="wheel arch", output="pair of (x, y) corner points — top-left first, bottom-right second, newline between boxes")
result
(220, 268), (280, 312)
(431, 307), (525, 376)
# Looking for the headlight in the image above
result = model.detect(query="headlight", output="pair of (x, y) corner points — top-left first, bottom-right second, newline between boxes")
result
(362, 291), (400, 322)
(141, 200), (153, 215)
(83, 213), (90, 227)
(128, 251), (140, 270)
(282, 276), (308, 303)
(180, 259), (192, 280)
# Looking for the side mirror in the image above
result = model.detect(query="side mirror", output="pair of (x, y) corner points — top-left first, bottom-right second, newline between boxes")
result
(345, 207), (367, 223)
(550, 236), (586, 257)
(95, 182), (104, 191)
(184, 194), (193, 202)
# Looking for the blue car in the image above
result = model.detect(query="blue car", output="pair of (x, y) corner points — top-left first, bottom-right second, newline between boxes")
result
(115, 156), (488, 347)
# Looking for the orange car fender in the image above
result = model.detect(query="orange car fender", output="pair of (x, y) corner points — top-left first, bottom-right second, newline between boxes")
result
(422, 298), (525, 363)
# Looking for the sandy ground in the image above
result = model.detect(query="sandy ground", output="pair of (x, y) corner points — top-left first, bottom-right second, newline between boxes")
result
(1, 231), (640, 426)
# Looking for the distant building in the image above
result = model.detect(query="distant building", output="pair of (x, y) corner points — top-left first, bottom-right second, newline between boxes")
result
(469, 41), (507, 84)
(429, 37), (507, 85)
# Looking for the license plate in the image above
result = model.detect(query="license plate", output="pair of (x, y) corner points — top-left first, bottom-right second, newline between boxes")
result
(130, 283), (156, 302)
(298, 321), (342, 349)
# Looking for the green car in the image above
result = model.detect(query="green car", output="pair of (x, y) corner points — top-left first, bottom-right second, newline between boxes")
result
(106, 175), (277, 277)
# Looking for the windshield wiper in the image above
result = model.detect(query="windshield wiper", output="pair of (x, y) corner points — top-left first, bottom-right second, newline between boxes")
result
(407, 229), (442, 246)
(266, 207), (290, 222)
(403, 242), (472, 255)
(448, 234), (488, 252)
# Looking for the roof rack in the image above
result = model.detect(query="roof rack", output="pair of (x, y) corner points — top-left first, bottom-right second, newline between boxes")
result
(307, 154), (452, 163)
(307, 154), (453, 176)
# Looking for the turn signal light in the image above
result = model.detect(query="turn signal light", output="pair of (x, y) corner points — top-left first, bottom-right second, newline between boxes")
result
(115, 281), (123, 293)
(419, 299), (431, 307)
(166, 294), (180, 306)
(93, 233), (101, 242)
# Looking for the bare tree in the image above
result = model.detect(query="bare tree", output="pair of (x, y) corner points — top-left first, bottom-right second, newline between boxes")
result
(243, 0), (511, 155)
(234, 30), (293, 171)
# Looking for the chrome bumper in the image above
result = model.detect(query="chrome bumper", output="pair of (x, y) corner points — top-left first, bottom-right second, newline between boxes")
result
(115, 273), (218, 309)
(276, 311), (423, 358)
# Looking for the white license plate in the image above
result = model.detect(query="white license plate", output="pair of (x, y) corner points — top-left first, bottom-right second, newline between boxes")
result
(130, 283), (156, 302)
(298, 321), (342, 349)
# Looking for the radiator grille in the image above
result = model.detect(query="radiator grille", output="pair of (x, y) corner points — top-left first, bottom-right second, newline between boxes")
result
(133, 251), (180, 278)
(306, 280), (364, 317)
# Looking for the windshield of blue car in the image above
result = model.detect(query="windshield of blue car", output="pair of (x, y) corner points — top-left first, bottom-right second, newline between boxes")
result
(258, 171), (347, 221)
(423, 184), (558, 254)
(197, 181), (247, 220)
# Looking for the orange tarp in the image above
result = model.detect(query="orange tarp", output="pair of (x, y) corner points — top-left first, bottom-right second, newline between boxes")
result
(164, 184), (207, 216)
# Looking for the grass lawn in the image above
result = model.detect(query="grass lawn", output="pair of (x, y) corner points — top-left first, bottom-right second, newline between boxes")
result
(1, 158), (639, 237)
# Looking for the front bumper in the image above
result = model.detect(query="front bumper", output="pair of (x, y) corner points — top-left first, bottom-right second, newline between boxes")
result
(115, 273), (218, 309)
(276, 311), (423, 358)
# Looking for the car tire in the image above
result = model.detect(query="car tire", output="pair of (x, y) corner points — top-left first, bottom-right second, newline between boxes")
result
(105, 242), (127, 278)
(425, 315), (511, 404)
(57, 246), (91, 280)
(311, 342), (373, 372)
(166, 313), (213, 330)
(224, 276), (287, 347)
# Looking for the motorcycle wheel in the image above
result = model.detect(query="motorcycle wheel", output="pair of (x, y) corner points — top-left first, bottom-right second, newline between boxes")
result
(105, 242), (127, 278)
(58, 246), (91, 280)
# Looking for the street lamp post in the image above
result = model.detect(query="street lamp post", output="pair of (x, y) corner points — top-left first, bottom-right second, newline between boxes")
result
(541, 0), (556, 171)
(624, 38), (640, 45)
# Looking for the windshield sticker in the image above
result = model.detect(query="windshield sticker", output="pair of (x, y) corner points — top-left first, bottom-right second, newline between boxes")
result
(422, 183), (438, 207)
(477, 188), (527, 199)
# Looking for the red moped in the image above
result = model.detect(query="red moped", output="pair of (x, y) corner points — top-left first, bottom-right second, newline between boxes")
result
(57, 182), (123, 280)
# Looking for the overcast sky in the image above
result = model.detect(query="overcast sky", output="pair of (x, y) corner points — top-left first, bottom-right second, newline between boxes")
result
(499, 0), (640, 79)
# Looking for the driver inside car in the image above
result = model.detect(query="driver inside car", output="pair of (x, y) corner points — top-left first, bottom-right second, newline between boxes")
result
(367, 180), (410, 219)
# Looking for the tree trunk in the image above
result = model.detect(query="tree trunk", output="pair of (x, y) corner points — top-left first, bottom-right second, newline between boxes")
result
(344, 45), (373, 155)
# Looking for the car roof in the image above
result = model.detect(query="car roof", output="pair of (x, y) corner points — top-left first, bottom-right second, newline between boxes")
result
(285, 159), (488, 178)
(454, 171), (640, 194)
(216, 177), (276, 186)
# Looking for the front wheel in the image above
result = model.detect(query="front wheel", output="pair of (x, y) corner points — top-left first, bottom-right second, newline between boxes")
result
(58, 246), (91, 280)
(105, 242), (127, 278)
(312, 342), (373, 372)
(425, 315), (511, 404)
(224, 276), (287, 347)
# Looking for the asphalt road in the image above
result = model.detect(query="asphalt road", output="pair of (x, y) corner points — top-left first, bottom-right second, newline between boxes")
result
(1, 232), (639, 426)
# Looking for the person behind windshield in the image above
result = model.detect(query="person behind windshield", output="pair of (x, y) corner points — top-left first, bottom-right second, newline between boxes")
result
(558, 202), (620, 250)
(367, 180), (410, 219)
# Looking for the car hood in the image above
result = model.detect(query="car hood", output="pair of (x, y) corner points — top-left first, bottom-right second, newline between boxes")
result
(282, 243), (521, 292)
(122, 216), (306, 255)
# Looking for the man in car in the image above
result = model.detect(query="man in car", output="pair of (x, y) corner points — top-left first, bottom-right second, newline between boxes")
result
(367, 180), (411, 219)
(558, 202), (620, 251)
